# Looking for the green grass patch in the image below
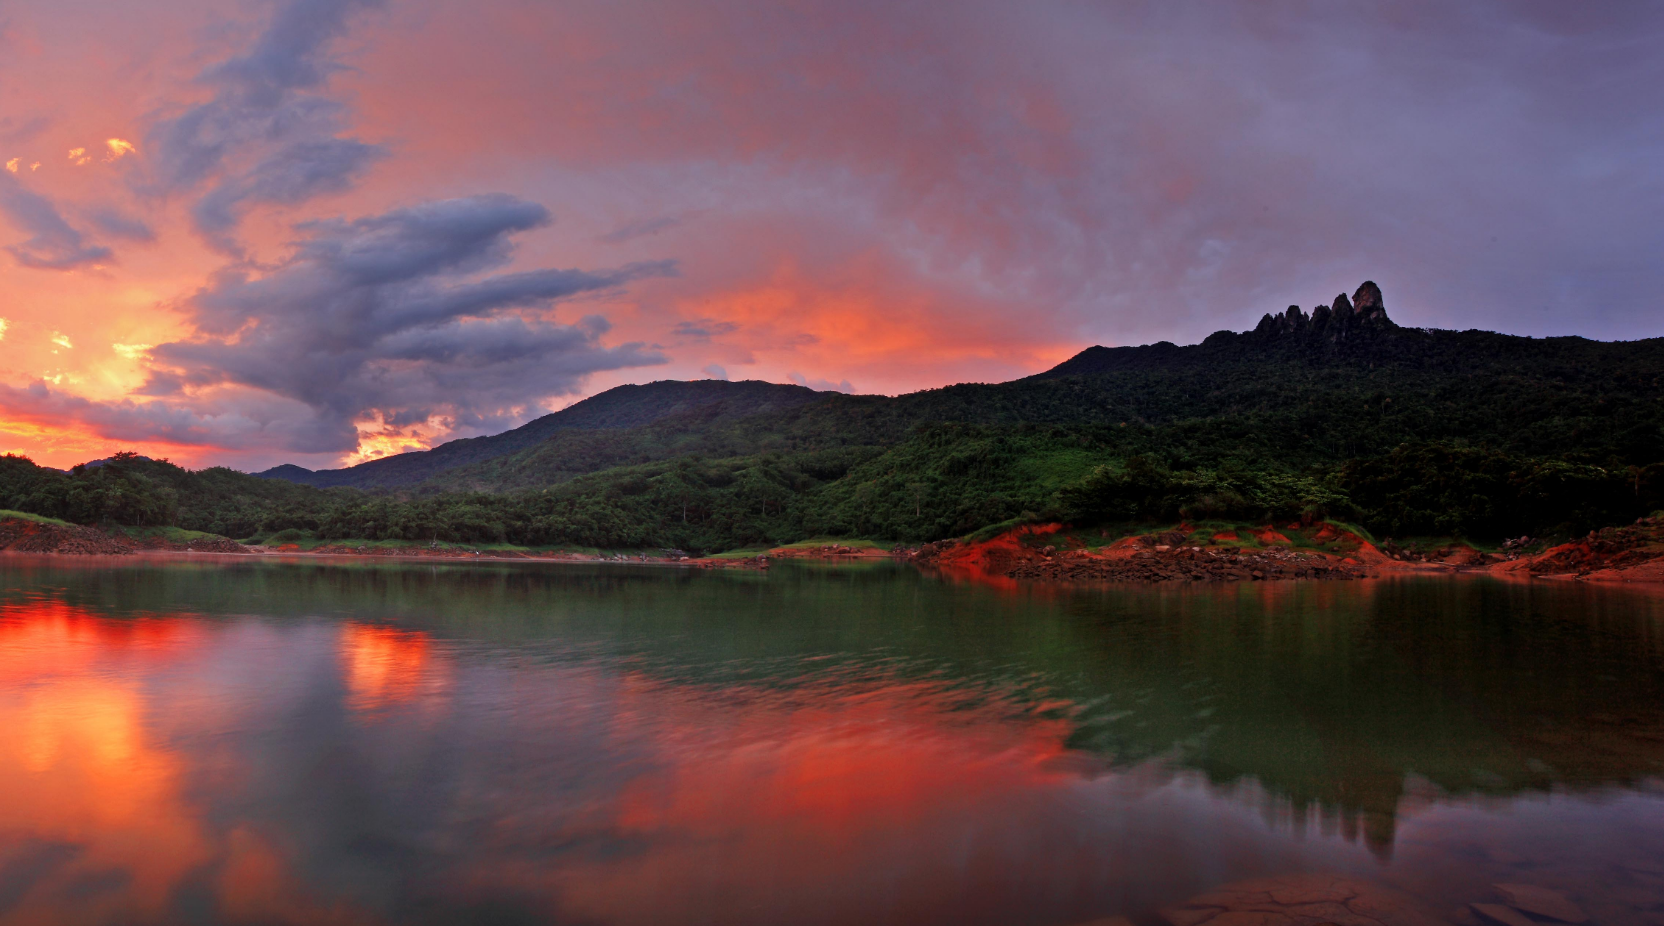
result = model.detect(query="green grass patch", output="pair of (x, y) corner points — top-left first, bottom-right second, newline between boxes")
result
(0, 508), (75, 527)
(708, 537), (889, 559)
(964, 517), (1028, 543)
(118, 525), (235, 544)
(706, 547), (771, 559)
(771, 537), (889, 551)
(248, 533), (622, 557)
(1323, 520), (1377, 543)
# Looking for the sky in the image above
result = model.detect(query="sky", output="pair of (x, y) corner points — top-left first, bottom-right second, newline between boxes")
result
(0, 0), (1660, 471)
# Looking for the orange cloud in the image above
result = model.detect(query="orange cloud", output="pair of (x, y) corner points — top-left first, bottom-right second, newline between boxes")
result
(651, 249), (1077, 395)
(344, 411), (457, 465)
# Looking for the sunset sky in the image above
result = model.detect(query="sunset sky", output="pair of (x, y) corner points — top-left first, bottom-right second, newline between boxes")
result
(1, 0), (1660, 471)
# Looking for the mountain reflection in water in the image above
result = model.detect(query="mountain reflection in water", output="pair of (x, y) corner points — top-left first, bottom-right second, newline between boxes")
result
(0, 557), (1661, 926)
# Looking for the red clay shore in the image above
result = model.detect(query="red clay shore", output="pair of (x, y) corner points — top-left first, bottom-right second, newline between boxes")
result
(910, 522), (1379, 584)
(907, 517), (1664, 586)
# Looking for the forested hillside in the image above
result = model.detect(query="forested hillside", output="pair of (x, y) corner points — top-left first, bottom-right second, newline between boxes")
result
(6, 282), (1662, 553)
(261, 379), (821, 488)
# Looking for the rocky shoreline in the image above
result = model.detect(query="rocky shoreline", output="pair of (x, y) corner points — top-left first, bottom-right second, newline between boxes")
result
(1496, 517), (1664, 579)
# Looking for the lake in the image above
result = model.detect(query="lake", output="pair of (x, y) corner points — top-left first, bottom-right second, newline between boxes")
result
(1, 556), (1662, 925)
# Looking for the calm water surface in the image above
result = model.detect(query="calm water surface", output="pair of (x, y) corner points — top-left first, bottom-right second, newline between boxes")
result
(1, 556), (1662, 925)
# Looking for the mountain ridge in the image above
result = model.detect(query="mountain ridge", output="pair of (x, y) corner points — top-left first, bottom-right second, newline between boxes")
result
(255, 280), (1664, 497)
(258, 379), (823, 489)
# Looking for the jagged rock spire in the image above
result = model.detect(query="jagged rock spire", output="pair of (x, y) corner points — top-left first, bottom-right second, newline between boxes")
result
(1351, 280), (1385, 318)
(1248, 281), (1394, 344)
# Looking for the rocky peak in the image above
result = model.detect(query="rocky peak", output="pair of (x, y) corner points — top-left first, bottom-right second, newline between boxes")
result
(1247, 281), (1394, 345)
(1351, 280), (1386, 318)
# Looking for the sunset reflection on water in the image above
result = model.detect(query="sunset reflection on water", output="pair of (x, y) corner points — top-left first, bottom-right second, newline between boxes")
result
(340, 623), (447, 715)
(0, 562), (1662, 925)
(0, 602), (375, 924)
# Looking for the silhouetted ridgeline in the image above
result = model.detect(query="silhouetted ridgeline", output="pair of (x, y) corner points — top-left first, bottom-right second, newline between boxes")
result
(4, 282), (1663, 552)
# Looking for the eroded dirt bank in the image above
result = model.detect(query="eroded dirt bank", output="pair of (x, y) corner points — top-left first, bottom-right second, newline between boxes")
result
(1489, 516), (1664, 581)
(911, 522), (1379, 584)
(910, 517), (1664, 585)
(0, 518), (135, 554)
(0, 518), (249, 555)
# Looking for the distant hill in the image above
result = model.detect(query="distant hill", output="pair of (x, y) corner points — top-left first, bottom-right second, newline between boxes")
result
(258, 379), (823, 489)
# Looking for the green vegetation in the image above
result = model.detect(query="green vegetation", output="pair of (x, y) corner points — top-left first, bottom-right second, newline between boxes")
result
(3, 302), (1662, 553)
(0, 508), (76, 527)
(117, 525), (241, 545)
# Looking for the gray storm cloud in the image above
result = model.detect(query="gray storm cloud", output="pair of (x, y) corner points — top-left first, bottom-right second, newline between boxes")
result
(144, 0), (388, 250)
(0, 171), (112, 270)
(136, 194), (674, 452)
